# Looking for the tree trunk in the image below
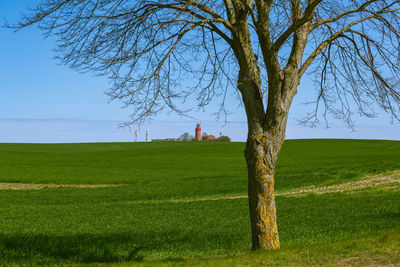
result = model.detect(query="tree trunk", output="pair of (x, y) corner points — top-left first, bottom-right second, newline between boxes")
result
(245, 131), (282, 250)
(232, 32), (295, 249)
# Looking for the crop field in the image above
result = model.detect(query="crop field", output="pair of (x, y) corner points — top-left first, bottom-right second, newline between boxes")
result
(0, 139), (399, 266)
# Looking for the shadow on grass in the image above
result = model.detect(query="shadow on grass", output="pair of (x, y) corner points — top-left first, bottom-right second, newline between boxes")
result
(0, 232), (186, 264)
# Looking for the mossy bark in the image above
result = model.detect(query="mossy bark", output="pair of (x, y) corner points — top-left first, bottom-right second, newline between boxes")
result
(245, 129), (285, 250)
(236, 64), (292, 250)
(238, 71), (291, 249)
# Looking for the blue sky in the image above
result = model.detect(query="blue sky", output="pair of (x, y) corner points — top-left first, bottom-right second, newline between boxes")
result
(0, 0), (399, 143)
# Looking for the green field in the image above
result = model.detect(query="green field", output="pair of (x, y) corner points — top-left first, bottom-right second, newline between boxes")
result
(0, 139), (399, 265)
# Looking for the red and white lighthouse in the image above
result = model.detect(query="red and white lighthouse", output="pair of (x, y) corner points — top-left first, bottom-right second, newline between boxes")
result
(195, 123), (201, 141)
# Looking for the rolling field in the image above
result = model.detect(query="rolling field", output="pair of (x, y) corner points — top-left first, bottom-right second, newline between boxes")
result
(0, 139), (399, 265)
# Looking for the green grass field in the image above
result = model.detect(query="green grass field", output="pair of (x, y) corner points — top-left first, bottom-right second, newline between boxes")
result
(0, 139), (399, 265)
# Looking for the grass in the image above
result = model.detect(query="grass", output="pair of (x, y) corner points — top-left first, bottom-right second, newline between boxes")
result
(151, 229), (400, 267)
(0, 139), (399, 265)
(105, 228), (400, 267)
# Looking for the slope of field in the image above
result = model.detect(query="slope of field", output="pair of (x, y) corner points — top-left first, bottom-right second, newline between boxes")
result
(0, 139), (399, 265)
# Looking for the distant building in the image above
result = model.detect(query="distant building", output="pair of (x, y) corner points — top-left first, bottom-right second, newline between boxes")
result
(195, 123), (201, 141)
(206, 135), (216, 141)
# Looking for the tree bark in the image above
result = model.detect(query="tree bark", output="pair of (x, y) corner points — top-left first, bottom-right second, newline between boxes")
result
(241, 74), (293, 250)
(245, 129), (283, 250)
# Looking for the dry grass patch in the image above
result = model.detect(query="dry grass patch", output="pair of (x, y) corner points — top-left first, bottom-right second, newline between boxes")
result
(1, 171), (398, 195)
(0, 183), (124, 190)
(279, 171), (400, 196)
(154, 170), (400, 203)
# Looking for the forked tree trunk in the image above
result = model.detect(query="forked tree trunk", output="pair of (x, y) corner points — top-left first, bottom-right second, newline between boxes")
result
(245, 130), (283, 250)
(240, 73), (293, 250)
(233, 32), (295, 249)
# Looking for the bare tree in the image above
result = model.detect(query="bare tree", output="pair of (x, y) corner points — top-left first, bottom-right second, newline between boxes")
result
(10, 0), (400, 250)
(178, 132), (192, 140)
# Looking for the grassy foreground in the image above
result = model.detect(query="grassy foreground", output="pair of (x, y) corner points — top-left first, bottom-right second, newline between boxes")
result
(0, 139), (399, 265)
(104, 229), (400, 266)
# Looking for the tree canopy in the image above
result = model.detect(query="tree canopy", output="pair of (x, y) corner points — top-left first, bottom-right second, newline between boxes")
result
(14, 0), (400, 126)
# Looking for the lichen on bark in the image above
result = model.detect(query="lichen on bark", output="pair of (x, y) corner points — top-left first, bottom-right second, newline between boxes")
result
(245, 132), (283, 250)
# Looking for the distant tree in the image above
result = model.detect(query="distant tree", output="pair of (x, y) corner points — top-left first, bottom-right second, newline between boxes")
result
(178, 132), (191, 141)
(202, 132), (208, 140)
(216, 135), (231, 142)
(12, 0), (400, 250)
